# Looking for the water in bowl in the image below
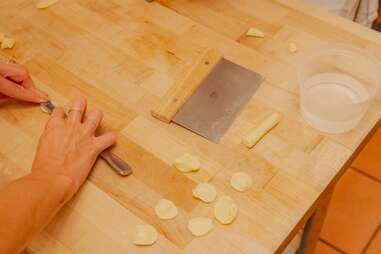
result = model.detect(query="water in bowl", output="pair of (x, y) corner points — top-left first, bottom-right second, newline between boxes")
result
(300, 72), (369, 133)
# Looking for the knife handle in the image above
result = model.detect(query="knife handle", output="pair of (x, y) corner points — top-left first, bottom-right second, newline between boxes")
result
(100, 149), (133, 177)
(151, 48), (223, 123)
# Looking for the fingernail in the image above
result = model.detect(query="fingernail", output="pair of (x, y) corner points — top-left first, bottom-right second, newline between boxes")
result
(38, 95), (49, 102)
(32, 88), (49, 102)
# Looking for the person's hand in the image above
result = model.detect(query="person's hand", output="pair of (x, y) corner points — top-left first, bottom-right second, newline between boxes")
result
(0, 60), (48, 103)
(31, 97), (116, 200)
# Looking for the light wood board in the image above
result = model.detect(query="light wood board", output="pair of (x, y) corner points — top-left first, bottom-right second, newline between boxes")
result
(1, 0), (381, 253)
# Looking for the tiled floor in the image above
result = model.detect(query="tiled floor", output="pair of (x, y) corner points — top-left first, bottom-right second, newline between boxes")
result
(315, 127), (381, 254)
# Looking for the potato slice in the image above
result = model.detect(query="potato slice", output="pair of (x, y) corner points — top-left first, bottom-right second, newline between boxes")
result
(1, 37), (15, 49)
(289, 42), (298, 53)
(133, 225), (158, 246)
(242, 112), (281, 148)
(214, 196), (238, 225)
(154, 198), (178, 220)
(230, 172), (253, 192)
(192, 183), (217, 203)
(188, 217), (214, 236)
(35, 0), (59, 9)
(246, 27), (265, 38)
(0, 33), (4, 43)
(173, 153), (200, 173)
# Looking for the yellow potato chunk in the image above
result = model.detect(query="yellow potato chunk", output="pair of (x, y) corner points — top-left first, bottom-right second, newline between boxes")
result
(188, 217), (214, 236)
(154, 198), (178, 220)
(1, 37), (15, 49)
(214, 196), (238, 225)
(242, 112), (281, 148)
(173, 153), (200, 173)
(0, 33), (5, 43)
(133, 225), (158, 246)
(246, 27), (265, 38)
(192, 183), (217, 203)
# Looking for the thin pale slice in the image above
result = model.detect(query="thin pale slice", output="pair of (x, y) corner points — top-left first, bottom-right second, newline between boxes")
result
(188, 217), (214, 236)
(173, 153), (200, 173)
(230, 172), (253, 192)
(242, 112), (281, 148)
(246, 27), (265, 38)
(35, 0), (59, 9)
(133, 225), (158, 246)
(154, 198), (178, 220)
(289, 42), (298, 53)
(1, 37), (15, 49)
(214, 195), (238, 225)
(192, 183), (217, 203)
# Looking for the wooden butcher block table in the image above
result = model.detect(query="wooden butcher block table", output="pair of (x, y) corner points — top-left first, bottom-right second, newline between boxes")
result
(1, 0), (381, 253)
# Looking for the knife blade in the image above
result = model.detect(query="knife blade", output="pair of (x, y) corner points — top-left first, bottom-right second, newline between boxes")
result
(40, 101), (133, 177)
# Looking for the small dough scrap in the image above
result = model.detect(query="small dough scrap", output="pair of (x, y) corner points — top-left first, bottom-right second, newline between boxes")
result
(242, 112), (281, 148)
(1, 37), (15, 49)
(230, 172), (253, 192)
(133, 224), (158, 246)
(289, 42), (298, 53)
(214, 195), (238, 225)
(154, 198), (178, 220)
(35, 0), (59, 9)
(188, 217), (214, 236)
(0, 33), (4, 43)
(173, 153), (200, 173)
(246, 27), (265, 38)
(192, 183), (217, 203)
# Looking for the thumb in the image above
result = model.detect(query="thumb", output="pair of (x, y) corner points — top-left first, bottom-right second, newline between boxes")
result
(0, 94), (12, 105)
(0, 76), (47, 103)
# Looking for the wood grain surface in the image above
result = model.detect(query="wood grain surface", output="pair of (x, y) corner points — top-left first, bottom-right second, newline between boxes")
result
(1, 0), (381, 253)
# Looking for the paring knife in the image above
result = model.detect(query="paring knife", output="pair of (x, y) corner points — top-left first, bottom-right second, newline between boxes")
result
(41, 101), (133, 177)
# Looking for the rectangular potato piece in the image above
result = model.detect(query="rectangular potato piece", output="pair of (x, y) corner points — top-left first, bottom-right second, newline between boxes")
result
(242, 112), (281, 148)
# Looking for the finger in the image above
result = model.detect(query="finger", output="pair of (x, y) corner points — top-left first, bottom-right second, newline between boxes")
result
(0, 95), (12, 105)
(46, 106), (65, 129)
(7, 71), (49, 102)
(83, 110), (103, 135)
(51, 106), (65, 119)
(21, 75), (35, 89)
(0, 61), (19, 77)
(22, 77), (49, 102)
(0, 76), (45, 103)
(67, 96), (87, 123)
(93, 132), (116, 154)
(30, 87), (49, 102)
(1, 63), (28, 83)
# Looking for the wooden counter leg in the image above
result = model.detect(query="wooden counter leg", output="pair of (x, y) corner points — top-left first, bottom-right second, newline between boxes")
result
(297, 187), (334, 254)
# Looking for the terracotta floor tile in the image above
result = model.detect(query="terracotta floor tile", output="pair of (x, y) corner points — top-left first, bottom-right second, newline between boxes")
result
(365, 228), (381, 254)
(314, 241), (342, 254)
(352, 127), (381, 181)
(320, 169), (381, 254)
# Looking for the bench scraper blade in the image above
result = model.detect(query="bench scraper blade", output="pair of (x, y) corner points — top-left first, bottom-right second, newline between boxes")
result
(173, 59), (263, 143)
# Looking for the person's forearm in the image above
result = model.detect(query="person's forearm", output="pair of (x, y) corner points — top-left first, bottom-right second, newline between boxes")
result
(0, 172), (73, 254)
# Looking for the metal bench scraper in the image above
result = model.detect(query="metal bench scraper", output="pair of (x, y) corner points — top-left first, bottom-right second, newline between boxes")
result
(151, 49), (263, 143)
